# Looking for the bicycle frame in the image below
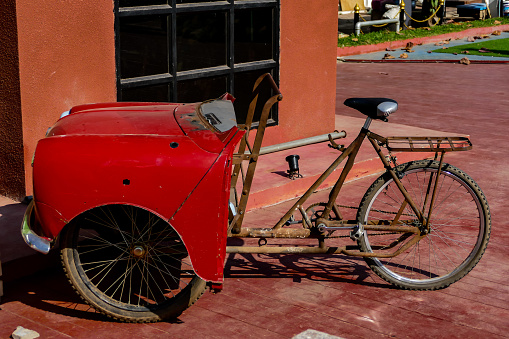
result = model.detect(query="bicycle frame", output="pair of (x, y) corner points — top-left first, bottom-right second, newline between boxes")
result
(227, 74), (472, 258)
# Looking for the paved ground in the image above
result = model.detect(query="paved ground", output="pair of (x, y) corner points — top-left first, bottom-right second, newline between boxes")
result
(0, 58), (508, 337)
(342, 31), (509, 62)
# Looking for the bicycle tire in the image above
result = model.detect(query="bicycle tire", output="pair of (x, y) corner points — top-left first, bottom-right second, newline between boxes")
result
(60, 205), (206, 322)
(356, 160), (491, 290)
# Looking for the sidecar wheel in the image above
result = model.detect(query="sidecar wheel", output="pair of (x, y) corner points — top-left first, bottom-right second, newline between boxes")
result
(60, 205), (206, 322)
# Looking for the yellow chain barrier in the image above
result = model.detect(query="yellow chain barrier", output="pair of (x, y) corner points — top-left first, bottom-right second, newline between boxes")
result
(404, 5), (442, 23)
(357, 1), (442, 29)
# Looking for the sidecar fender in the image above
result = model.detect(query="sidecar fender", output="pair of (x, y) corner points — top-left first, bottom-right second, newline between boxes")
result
(27, 100), (244, 283)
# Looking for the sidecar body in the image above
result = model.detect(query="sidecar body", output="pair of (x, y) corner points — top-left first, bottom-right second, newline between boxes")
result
(22, 96), (244, 284)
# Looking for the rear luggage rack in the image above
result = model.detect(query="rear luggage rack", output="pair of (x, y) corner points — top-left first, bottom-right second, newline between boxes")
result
(385, 136), (472, 152)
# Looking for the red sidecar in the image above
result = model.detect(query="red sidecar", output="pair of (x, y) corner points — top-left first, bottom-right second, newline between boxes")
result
(22, 94), (246, 321)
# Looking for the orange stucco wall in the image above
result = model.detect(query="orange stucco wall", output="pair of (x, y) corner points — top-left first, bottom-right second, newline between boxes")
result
(9, 0), (336, 198)
(15, 0), (117, 196)
(263, 0), (338, 146)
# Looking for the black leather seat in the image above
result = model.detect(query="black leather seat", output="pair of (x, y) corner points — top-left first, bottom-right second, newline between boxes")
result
(344, 98), (398, 121)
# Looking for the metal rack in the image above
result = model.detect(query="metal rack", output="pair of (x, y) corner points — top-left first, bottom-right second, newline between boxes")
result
(385, 136), (472, 152)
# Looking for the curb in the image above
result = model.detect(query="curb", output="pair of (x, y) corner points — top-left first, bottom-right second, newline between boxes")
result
(343, 59), (509, 63)
(337, 24), (509, 57)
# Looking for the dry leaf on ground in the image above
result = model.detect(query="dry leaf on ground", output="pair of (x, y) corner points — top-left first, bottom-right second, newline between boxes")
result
(460, 57), (470, 65)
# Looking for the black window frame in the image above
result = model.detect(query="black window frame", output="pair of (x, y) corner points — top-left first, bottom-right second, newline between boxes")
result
(114, 0), (280, 125)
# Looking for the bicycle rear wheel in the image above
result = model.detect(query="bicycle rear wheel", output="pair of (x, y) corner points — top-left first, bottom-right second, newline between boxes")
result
(60, 205), (206, 322)
(356, 160), (491, 290)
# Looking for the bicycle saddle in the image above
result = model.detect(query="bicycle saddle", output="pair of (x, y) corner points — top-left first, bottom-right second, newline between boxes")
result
(344, 98), (398, 121)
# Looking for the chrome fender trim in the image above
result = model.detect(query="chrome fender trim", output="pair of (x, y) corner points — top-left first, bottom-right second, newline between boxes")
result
(21, 200), (51, 254)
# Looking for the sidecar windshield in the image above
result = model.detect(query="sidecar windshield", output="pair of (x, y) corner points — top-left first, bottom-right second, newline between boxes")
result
(199, 100), (237, 133)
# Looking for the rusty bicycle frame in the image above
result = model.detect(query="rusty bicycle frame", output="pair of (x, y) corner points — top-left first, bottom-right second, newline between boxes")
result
(226, 74), (472, 259)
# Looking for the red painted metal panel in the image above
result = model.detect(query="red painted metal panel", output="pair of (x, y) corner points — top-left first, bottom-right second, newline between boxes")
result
(170, 130), (244, 283)
(31, 100), (244, 282)
(33, 133), (219, 236)
(50, 103), (184, 137)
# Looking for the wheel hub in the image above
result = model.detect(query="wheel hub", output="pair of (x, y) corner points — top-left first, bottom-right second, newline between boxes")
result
(132, 245), (147, 258)
(410, 219), (428, 235)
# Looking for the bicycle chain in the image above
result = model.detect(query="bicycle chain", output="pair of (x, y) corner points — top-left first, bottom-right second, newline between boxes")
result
(337, 204), (415, 217)
(324, 231), (402, 239)
(305, 203), (414, 239)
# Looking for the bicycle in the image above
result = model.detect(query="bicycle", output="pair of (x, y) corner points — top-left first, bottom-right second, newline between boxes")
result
(227, 74), (491, 291)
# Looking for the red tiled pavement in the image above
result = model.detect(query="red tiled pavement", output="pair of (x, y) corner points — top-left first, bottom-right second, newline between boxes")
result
(0, 62), (508, 338)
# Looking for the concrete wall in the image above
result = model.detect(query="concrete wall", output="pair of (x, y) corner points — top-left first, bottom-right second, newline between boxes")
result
(15, 0), (117, 197)
(0, 0), (25, 201)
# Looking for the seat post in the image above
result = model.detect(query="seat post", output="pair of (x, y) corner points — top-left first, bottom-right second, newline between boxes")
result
(363, 117), (372, 130)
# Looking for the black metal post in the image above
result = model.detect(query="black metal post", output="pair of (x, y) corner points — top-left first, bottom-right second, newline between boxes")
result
(353, 4), (360, 33)
(439, 0), (446, 24)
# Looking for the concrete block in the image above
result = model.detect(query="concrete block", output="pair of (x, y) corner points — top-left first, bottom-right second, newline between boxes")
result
(293, 329), (343, 339)
(12, 326), (40, 339)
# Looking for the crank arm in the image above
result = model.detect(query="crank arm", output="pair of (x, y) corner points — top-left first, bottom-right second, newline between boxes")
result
(318, 222), (364, 242)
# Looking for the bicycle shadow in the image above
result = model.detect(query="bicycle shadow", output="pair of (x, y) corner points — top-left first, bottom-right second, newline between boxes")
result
(0, 201), (109, 322)
(2, 261), (108, 322)
(1, 235), (392, 323)
(224, 238), (392, 289)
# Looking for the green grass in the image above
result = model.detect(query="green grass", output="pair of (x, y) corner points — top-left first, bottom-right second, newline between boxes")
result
(338, 17), (509, 47)
(432, 37), (509, 57)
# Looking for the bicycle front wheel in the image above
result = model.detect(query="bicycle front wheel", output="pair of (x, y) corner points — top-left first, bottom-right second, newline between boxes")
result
(356, 160), (491, 290)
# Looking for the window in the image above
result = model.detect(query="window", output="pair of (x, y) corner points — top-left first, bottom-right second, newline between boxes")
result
(115, 0), (279, 124)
